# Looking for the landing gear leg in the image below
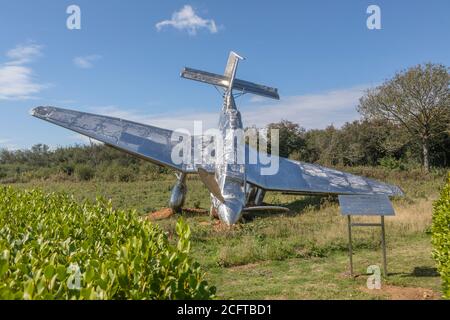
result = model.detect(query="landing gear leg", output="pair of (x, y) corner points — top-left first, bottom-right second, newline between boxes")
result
(245, 184), (266, 207)
(254, 188), (266, 206)
(169, 173), (187, 213)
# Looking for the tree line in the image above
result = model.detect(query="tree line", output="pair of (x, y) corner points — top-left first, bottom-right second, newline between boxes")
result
(264, 118), (449, 169)
(265, 63), (450, 172)
(0, 63), (448, 182)
(0, 144), (170, 183)
(0, 116), (447, 183)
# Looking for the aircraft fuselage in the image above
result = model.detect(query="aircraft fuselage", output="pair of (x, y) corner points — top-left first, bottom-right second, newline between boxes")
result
(212, 95), (246, 224)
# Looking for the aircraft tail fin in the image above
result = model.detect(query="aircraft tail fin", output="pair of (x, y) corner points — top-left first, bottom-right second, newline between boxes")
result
(224, 51), (244, 91)
(181, 51), (279, 100)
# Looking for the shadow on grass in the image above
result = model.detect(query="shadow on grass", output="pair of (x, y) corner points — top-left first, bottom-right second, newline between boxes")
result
(243, 195), (336, 222)
(284, 196), (326, 212)
(389, 266), (439, 278)
(410, 266), (439, 277)
(184, 194), (338, 223)
(181, 207), (209, 218)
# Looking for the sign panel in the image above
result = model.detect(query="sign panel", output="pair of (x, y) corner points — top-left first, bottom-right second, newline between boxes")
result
(338, 194), (395, 216)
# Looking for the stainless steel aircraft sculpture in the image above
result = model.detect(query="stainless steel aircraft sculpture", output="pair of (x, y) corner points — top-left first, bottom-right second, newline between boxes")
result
(31, 52), (403, 225)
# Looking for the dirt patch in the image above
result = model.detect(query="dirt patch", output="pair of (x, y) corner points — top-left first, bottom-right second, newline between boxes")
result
(147, 208), (174, 221)
(361, 285), (440, 300)
(146, 207), (209, 221)
(228, 262), (261, 272)
(212, 220), (238, 232)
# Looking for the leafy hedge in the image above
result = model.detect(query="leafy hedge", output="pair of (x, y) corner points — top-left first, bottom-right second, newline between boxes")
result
(0, 187), (215, 299)
(432, 172), (450, 299)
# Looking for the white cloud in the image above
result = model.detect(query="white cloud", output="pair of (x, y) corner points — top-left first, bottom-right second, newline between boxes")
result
(73, 55), (102, 69)
(242, 85), (369, 129)
(0, 43), (45, 100)
(156, 5), (218, 35)
(89, 85), (367, 132)
(5, 43), (42, 66)
(0, 138), (19, 150)
(0, 65), (45, 100)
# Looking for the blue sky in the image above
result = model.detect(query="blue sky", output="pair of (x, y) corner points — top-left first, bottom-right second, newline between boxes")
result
(0, 0), (449, 149)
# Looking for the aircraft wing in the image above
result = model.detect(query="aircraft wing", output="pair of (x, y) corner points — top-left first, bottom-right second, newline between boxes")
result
(31, 106), (196, 173)
(31, 106), (404, 197)
(245, 147), (404, 197)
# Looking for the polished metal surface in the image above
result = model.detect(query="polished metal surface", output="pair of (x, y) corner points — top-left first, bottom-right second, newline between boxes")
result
(181, 68), (280, 100)
(197, 168), (225, 203)
(338, 194), (395, 216)
(31, 106), (193, 172)
(224, 51), (244, 89)
(246, 146), (404, 197)
(254, 188), (266, 206)
(32, 51), (404, 225)
(213, 94), (246, 224)
(169, 173), (187, 212)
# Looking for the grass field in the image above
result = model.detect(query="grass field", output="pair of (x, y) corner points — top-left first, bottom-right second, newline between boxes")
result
(8, 168), (448, 299)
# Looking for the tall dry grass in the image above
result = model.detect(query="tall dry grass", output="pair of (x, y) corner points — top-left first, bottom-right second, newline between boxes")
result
(213, 198), (434, 267)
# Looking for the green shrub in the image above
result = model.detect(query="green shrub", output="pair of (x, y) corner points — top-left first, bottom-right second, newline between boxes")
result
(97, 164), (136, 182)
(0, 187), (215, 300)
(115, 166), (136, 182)
(0, 167), (6, 179)
(59, 164), (75, 176)
(75, 165), (95, 181)
(379, 156), (406, 170)
(432, 172), (450, 299)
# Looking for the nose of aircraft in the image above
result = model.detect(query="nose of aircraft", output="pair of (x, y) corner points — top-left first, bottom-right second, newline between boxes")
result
(217, 198), (243, 225)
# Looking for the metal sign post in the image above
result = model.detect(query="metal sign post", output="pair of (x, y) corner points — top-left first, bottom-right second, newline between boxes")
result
(339, 195), (395, 277)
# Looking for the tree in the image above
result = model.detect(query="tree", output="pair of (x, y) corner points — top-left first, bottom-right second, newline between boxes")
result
(358, 63), (450, 172)
(302, 125), (339, 165)
(336, 120), (409, 166)
(266, 120), (306, 158)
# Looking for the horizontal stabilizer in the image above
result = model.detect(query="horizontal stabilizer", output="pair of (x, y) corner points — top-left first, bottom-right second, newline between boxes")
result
(181, 67), (280, 100)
